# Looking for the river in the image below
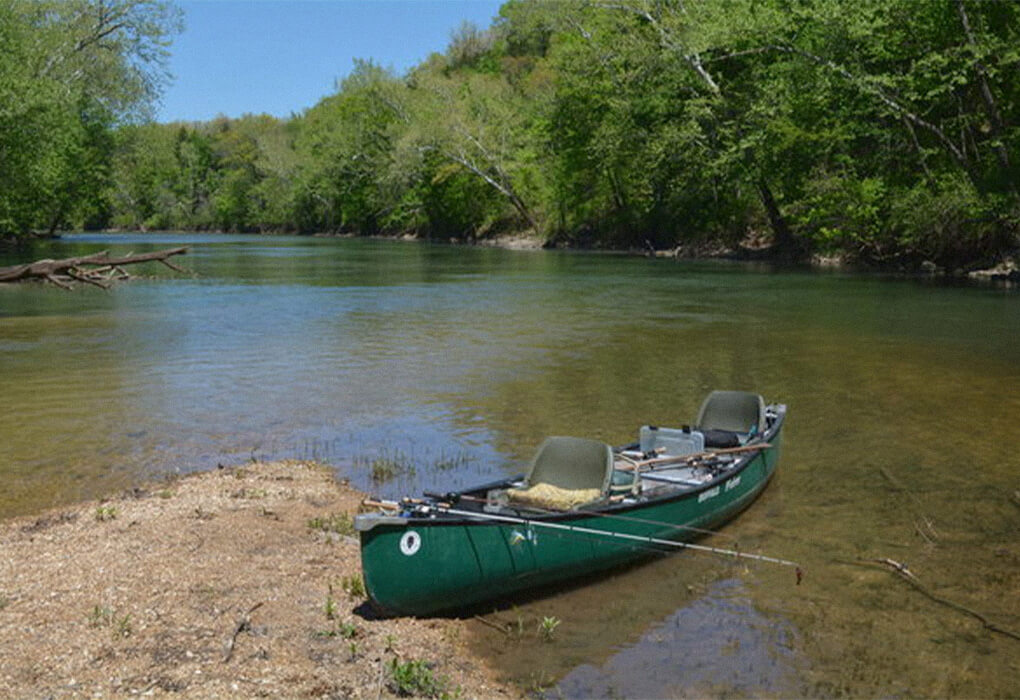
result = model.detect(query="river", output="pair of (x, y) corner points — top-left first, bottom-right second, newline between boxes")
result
(1, 233), (1017, 697)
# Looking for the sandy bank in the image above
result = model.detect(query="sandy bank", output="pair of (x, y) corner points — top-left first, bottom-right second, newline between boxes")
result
(0, 461), (520, 699)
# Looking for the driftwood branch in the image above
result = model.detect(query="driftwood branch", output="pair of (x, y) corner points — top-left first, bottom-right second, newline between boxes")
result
(0, 247), (189, 288)
(845, 558), (1020, 642)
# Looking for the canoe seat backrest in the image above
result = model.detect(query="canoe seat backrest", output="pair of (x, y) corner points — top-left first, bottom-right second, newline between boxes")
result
(525, 436), (614, 496)
(696, 391), (766, 435)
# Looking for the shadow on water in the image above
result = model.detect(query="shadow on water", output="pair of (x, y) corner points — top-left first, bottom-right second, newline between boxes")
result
(552, 578), (798, 699)
(2, 233), (1019, 697)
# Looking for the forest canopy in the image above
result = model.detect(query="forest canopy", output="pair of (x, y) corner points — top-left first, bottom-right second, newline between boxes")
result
(0, 0), (181, 236)
(3, 0), (1019, 268)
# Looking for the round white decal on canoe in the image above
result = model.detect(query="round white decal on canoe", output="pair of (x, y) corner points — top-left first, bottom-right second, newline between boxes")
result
(400, 530), (421, 556)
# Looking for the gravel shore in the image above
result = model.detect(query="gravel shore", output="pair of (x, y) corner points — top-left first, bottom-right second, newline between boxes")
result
(0, 461), (521, 699)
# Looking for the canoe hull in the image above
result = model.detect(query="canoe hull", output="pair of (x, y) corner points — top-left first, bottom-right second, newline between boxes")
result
(358, 428), (782, 617)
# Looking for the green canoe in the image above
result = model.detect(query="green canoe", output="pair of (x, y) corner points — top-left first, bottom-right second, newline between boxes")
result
(355, 391), (787, 616)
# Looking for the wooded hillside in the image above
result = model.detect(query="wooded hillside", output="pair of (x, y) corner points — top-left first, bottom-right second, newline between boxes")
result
(4, 0), (1019, 268)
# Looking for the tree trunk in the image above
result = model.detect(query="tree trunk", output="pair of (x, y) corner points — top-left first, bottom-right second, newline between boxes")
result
(756, 179), (800, 259)
(954, 0), (1017, 199)
(0, 247), (188, 288)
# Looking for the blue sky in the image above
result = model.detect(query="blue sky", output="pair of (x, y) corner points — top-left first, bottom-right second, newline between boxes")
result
(158, 0), (505, 123)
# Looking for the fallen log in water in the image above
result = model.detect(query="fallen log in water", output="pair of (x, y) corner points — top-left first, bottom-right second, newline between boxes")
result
(0, 247), (188, 289)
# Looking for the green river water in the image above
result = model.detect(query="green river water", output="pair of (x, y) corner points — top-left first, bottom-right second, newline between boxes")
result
(1, 233), (1018, 697)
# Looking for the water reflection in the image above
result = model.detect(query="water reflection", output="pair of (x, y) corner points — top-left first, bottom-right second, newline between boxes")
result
(2, 233), (1019, 697)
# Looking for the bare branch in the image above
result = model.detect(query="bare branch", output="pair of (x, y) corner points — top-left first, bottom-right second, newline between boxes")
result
(0, 247), (189, 288)
(765, 44), (970, 170)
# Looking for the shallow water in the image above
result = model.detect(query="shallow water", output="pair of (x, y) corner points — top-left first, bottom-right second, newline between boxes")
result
(1, 233), (1018, 697)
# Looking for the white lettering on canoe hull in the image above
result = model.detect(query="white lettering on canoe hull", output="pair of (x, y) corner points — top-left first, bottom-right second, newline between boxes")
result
(725, 475), (741, 491)
(698, 486), (721, 503)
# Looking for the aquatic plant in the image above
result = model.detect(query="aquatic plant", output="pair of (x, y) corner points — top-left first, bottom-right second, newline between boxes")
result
(432, 450), (475, 472)
(355, 449), (415, 483)
(372, 458), (413, 482)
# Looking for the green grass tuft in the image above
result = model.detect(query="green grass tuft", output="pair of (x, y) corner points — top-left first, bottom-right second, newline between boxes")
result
(308, 512), (355, 536)
(340, 574), (366, 599)
(387, 658), (450, 698)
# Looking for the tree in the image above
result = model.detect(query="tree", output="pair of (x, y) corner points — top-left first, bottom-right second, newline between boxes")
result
(292, 61), (407, 234)
(89, 0), (1019, 267)
(397, 60), (550, 235)
(0, 0), (181, 237)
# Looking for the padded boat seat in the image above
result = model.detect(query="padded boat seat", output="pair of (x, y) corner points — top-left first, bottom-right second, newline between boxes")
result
(506, 483), (601, 510)
(507, 436), (613, 510)
(696, 391), (766, 447)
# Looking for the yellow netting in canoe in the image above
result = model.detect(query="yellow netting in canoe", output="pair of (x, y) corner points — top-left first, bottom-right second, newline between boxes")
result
(506, 483), (601, 510)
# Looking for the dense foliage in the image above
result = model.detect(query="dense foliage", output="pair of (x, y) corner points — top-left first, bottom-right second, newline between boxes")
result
(4, 0), (1019, 267)
(0, 0), (181, 236)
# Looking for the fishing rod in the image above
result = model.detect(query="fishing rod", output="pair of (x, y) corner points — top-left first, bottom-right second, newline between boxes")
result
(449, 492), (741, 543)
(364, 498), (802, 573)
(615, 442), (772, 472)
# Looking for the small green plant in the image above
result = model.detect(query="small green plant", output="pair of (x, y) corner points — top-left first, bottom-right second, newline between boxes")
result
(324, 586), (337, 620)
(528, 671), (555, 696)
(232, 487), (267, 499)
(94, 505), (118, 521)
(308, 512), (355, 536)
(157, 489), (174, 499)
(508, 607), (526, 640)
(89, 605), (112, 627)
(387, 658), (447, 698)
(115, 613), (133, 638)
(317, 622), (358, 640)
(340, 574), (366, 599)
(539, 615), (561, 642)
(384, 633), (396, 652)
(89, 605), (131, 639)
(347, 641), (358, 661)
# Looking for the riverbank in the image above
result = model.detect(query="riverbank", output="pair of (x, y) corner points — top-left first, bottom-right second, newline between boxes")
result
(6, 228), (1018, 282)
(162, 228), (1020, 279)
(0, 460), (520, 699)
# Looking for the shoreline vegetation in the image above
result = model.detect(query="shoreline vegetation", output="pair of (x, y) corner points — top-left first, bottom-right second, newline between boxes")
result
(4, 229), (1018, 284)
(3, 1), (1020, 274)
(0, 460), (520, 699)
